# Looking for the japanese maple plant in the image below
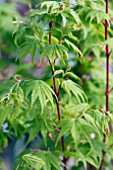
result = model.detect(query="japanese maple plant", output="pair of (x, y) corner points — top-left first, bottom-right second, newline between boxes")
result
(0, 0), (113, 170)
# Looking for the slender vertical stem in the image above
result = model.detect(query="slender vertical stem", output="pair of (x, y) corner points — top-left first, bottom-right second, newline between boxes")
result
(49, 21), (67, 170)
(105, 0), (109, 112)
(99, 0), (110, 169)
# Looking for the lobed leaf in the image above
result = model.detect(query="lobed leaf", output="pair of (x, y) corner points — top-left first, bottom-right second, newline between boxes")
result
(86, 9), (110, 23)
(14, 149), (63, 170)
(61, 80), (87, 103)
(27, 80), (56, 113)
(40, 44), (69, 64)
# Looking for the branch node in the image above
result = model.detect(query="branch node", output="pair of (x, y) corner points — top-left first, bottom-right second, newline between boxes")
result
(105, 91), (110, 96)
(105, 87), (113, 96)
(105, 21), (109, 27)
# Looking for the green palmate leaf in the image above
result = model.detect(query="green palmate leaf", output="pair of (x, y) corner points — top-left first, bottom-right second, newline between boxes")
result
(77, 146), (101, 169)
(56, 117), (98, 147)
(30, 22), (43, 40)
(14, 151), (45, 170)
(47, 152), (63, 170)
(27, 80), (56, 113)
(13, 21), (43, 62)
(40, 1), (60, 14)
(76, 0), (105, 7)
(78, 6), (91, 16)
(85, 110), (110, 134)
(64, 39), (82, 56)
(34, 1), (81, 25)
(85, 156), (100, 169)
(61, 80), (87, 103)
(61, 9), (81, 24)
(17, 35), (42, 63)
(14, 149), (63, 170)
(63, 102), (90, 118)
(83, 139), (107, 169)
(40, 44), (69, 64)
(86, 9), (110, 23)
(23, 154), (46, 169)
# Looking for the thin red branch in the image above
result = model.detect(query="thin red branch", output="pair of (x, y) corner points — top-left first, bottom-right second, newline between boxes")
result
(49, 21), (67, 170)
(99, 0), (111, 169)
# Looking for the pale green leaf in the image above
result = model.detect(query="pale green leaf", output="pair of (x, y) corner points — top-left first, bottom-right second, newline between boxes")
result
(62, 80), (87, 103)
(86, 9), (110, 23)
(63, 72), (81, 82)
(62, 9), (81, 24)
(56, 119), (74, 145)
(27, 80), (55, 113)
(53, 70), (64, 77)
(65, 39), (82, 56)
(41, 44), (69, 64)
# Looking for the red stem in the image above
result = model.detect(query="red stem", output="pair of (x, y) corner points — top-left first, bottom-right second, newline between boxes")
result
(99, 0), (110, 169)
(105, 0), (109, 112)
(49, 21), (67, 170)
(106, 45), (109, 112)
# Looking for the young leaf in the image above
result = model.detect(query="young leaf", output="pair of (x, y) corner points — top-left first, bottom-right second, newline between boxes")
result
(40, 1), (60, 13)
(56, 116), (98, 147)
(76, 0), (105, 7)
(14, 149), (63, 170)
(17, 36), (42, 63)
(61, 9), (81, 24)
(27, 80), (56, 113)
(86, 9), (110, 23)
(64, 39), (82, 56)
(40, 44), (69, 64)
(61, 80), (87, 103)
(63, 72), (82, 83)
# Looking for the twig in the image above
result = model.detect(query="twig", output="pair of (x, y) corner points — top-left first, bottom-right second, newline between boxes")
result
(49, 20), (67, 170)
(99, 0), (112, 169)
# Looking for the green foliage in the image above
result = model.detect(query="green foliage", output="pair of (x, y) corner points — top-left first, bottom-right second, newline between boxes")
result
(27, 79), (55, 112)
(13, 0), (82, 64)
(41, 44), (69, 64)
(61, 79), (87, 103)
(0, 0), (113, 170)
(14, 149), (64, 170)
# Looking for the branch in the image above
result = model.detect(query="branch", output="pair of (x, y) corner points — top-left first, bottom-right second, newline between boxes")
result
(48, 20), (67, 170)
